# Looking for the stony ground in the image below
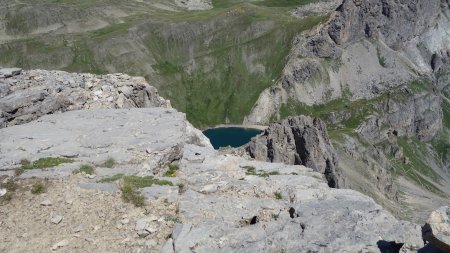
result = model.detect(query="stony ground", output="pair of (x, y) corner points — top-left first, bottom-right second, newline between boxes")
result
(0, 175), (177, 253)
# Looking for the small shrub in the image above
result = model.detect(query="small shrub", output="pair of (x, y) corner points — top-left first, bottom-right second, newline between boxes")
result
(164, 215), (181, 223)
(272, 213), (279, 220)
(31, 182), (46, 194)
(165, 164), (180, 177)
(101, 158), (115, 168)
(98, 173), (124, 183)
(73, 165), (95, 175)
(4, 180), (18, 192)
(244, 166), (256, 175)
(121, 183), (145, 207)
(177, 183), (185, 193)
(274, 191), (283, 200)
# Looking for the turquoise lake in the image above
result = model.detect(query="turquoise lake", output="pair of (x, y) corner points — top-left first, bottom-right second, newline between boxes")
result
(203, 127), (262, 150)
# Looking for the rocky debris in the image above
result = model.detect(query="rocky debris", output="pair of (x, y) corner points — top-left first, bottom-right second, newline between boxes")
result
(0, 69), (170, 128)
(40, 199), (53, 206)
(423, 206), (450, 252)
(174, 0), (212, 10)
(0, 188), (6, 197)
(245, 115), (344, 188)
(0, 176), (177, 252)
(50, 214), (63, 224)
(51, 239), (69, 250)
(0, 108), (186, 176)
(141, 185), (179, 203)
(291, 0), (342, 19)
(0, 68), (22, 78)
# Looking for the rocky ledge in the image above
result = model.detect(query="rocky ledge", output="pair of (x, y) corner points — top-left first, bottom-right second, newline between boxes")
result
(0, 69), (170, 128)
(0, 70), (445, 252)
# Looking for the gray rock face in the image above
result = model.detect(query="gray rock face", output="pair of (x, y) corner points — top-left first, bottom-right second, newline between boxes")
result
(164, 144), (424, 253)
(328, 0), (442, 50)
(357, 88), (443, 142)
(0, 68), (22, 78)
(0, 69), (170, 128)
(0, 108), (185, 175)
(423, 206), (450, 252)
(246, 115), (344, 188)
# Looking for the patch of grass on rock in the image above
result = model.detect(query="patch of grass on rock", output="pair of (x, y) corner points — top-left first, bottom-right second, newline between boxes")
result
(101, 158), (116, 168)
(123, 176), (173, 188)
(244, 166), (279, 178)
(16, 157), (74, 175)
(120, 176), (173, 207)
(98, 173), (124, 183)
(73, 165), (95, 175)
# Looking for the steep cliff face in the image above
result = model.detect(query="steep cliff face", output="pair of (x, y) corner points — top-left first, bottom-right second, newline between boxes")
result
(246, 116), (344, 188)
(244, 0), (450, 222)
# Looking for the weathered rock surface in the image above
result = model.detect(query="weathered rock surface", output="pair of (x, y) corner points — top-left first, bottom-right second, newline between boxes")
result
(423, 206), (450, 253)
(0, 69), (170, 128)
(357, 88), (442, 143)
(174, 0), (212, 10)
(245, 115), (344, 188)
(0, 68), (22, 78)
(0, 71), (432, 252)
(0, 108), (185, 176)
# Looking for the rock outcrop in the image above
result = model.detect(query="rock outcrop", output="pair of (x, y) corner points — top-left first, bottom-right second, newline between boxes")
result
(0, 108), (186, 176)
(422, 206), (450, 253)
(0, 106), (424, 253)
(357, 87), (443, 143)
(174, 0), (212, 10)
(0, 69), (170, 128)
(245, 115), (344, 188)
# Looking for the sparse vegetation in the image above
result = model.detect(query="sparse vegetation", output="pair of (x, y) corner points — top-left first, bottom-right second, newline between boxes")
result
(101, 158), (116, 168)
(165, 164), (180, 177)
(1, 180), (18, 202)
(72, 164), (95, 175)
(4, 180), (18, 192)
(177, 183), (185, 193)
(121, 183), (145, 207)
(120, 176), (173, 207)
(98, 173), (124, 183)
(244, 166), (280, 178)
(123, 176), (173, 188)
(274, 191), (283, 200)
(272, 213), (280, 220)
(16, 157), (74, 175)
(164, 215), (181, 223)
(31, 182), (46, 194)
(377, 47), (387, 68)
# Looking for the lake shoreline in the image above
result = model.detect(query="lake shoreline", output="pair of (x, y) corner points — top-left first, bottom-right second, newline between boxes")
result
(201, 124), (268, 131)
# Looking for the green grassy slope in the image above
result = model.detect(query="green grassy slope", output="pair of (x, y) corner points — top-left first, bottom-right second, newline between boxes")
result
(0, 1), (327, 128)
